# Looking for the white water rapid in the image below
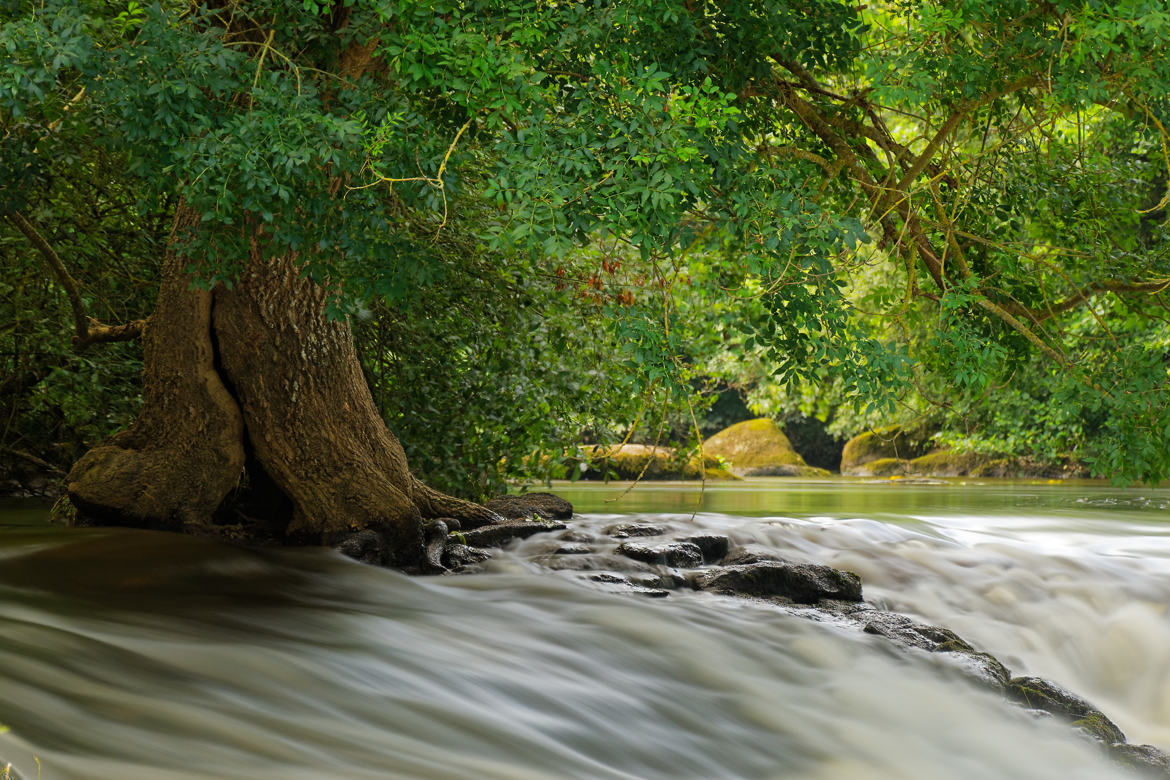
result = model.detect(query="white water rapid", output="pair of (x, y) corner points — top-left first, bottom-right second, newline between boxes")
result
(0, 481), (1165, 779)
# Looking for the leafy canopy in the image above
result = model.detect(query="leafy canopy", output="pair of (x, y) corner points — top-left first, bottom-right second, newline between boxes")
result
(3, 0), (1170, 483)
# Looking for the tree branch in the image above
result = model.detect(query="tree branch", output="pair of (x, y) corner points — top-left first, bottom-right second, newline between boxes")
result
(1038, 278), (1170, 320)
(770, 63), (1096, 382)
(5, 211), (146, 350)
(7, 211), (90, 343)
(894, 75), (1038, 196)
(1, 445), (66, 476)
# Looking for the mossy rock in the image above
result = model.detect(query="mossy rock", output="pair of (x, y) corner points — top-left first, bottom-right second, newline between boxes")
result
(586, 444), (672, 479)
(970, 458), (1015, 478)
(840, 425), (931, 475)
(703, 418), (828, 477)
(866, 457), (910, 477)
(1007, 676), (1126, 745)
(907, 450), (991, 477)
(578, 444), (737, 481)
(697, 465), (741, 481)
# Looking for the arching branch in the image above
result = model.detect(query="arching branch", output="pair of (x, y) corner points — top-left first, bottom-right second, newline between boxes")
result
(5, 211), (146, 350)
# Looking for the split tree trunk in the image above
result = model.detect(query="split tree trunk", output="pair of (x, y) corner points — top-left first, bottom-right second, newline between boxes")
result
(67, 212), (497, 568)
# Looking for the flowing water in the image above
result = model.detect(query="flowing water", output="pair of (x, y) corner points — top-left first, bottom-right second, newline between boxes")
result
(0, 480), (1167, 779)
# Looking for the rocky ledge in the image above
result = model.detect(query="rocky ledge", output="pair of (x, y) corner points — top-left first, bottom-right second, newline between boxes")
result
(337, 491), (1170, 776)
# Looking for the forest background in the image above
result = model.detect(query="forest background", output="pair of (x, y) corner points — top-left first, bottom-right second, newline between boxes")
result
(2, 0), (1169, 504)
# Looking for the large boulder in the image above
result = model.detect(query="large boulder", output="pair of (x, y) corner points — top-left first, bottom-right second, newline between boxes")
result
(907, 450), (988, 477)
(845, 447), (1088, 479)
(581, 444), (737, 481)
(840, 425), (932, 475)
(703, 418), (829, 477)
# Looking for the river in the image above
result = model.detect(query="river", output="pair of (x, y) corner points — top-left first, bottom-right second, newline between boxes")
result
(0, 479), (1167, 779)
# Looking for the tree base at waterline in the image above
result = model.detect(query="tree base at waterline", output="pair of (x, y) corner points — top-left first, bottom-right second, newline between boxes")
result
(65, 217), (500, 569)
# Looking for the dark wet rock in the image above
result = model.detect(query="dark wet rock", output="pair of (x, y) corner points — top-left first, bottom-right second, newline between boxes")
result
(333, 529), (388, 565)
(541, 553), (655, 573)
(485, 493), (574, 521)
(517, 537), (584, 556)
(423, 520), (450, 571)
(634, 588), (671, 598)
(557, 530), (598, 544)
(785, 600), (874, 621)
(587, 573), (670, 598)
(630, 572), (688, 590)
(856, 611), (1011, 688)
(939, 650), (1012, 691)
(694, 561), (862, 603)
(605, 523), (668, 538)
(616, 541), (704, 568)
(1022, 708), (1058, 722)
(720, 547), (783, 566)
(679, 534), (730, 563)
(434, 516), (461, 531)
(1111, 743), (1170, 775)
(441, 543), (492, 571)
(455, 519), (567, 548)
(863, 611), (974, 653)
(554, 543), (595, 555)
(1007, 676), (1126, 744)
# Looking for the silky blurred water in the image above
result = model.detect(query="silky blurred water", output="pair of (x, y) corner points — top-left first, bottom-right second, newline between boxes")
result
(0, 481), (1166, 779)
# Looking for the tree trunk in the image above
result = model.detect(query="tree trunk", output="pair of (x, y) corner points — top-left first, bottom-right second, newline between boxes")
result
(66, 209), (246, 530)
(67, 212), (499, 568)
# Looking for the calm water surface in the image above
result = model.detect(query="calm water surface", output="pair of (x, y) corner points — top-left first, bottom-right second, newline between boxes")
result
(0, 480), (1167, 779)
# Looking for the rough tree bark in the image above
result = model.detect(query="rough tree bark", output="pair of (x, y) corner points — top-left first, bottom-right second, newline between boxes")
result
(66, 210), (499, 568)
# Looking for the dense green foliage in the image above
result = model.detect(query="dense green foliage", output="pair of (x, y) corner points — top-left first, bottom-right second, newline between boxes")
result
(2, 0), (1169, 492)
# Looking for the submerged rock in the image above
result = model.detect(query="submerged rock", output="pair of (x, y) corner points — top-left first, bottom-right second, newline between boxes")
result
(557, 529), (599, 544)
(333, 529), (389, 565)
(616, 541), (704, 568)
(485, 493), (574, 521)
(553, 543), (594, 555)
(721, 547), (783, 566)
(540, 553), (655, 574)
(586, 573), (671, 598)
(694, 561), (863, 603)
(631, 572), (688, 590)
(1111, 743), (1170, 775)
(605, 523), (668, 538)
